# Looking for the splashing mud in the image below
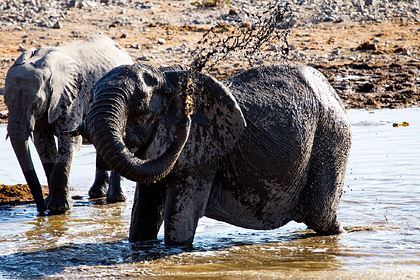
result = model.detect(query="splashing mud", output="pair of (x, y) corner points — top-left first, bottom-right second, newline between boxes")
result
(0, 108), (419, 279)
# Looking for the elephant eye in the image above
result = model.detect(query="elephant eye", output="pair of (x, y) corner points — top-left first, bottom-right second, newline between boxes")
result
(143, 72), (158, 87)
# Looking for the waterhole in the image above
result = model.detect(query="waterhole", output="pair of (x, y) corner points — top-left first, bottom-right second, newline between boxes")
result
(0, 108), (419, 279)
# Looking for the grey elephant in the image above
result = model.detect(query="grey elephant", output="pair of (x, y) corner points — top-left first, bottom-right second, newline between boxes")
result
(80, 63), (352, 246)
(4, 35), (134, 213)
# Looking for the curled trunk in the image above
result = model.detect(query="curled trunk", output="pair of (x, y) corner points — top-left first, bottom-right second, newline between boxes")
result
(85, 90), (190, 183)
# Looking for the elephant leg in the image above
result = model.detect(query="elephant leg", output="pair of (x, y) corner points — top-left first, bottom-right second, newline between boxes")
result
(299, 126), (351, 235)
(32, 128), (56, 212)
(88, 168), (109, 199)
(129, 181), (166, 242)
(46, 135), (81, 213)
(33, 129), (57, 185)
(89, 153), (110, 198)
(164, 164), (217, 246)
(107, 171), (127, 202)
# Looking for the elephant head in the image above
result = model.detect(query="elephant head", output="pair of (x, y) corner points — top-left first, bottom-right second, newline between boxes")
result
(4, 48), (81, 212)
(82, 64), (246, 183)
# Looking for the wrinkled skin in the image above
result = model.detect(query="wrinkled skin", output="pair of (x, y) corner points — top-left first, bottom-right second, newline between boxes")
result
(83, 64), (352, 246)
(4, 35), (133, 213)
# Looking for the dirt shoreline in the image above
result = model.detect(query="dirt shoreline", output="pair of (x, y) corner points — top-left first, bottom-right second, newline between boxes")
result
(0, 184), (48, 206)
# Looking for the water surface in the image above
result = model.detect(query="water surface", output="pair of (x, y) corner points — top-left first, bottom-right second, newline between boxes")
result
(0, 108), (419, 279)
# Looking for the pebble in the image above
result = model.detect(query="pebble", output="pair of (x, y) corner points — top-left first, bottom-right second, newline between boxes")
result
(0, 110), (8, 119)
(52, 21), (62, 29)
(136, 55), (149, 61)
(356, 82), (375, 93)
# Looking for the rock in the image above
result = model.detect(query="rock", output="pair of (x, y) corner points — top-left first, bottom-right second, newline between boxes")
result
(364, 0), (376, 6)
(0, 110), (8, 119)
(135, 2), (154, 9)
(356, 42), (377, 51)
(127, 43), (141, 49)
(136, 55), (149, 61)
(17, 45), (26, 52)
(75, 0), (100, 9)
(109, 20), (124, 27)
(331, 47), (341, 56)
(52, 21), (62, 29)
(157, 38), (166, 45)
(356, 82), (375, 93)
(394, 47), (411, 55)
(228, 8), (238, 16)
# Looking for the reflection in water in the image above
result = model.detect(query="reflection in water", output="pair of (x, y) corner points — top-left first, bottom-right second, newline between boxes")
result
(0, 229), (346, 279)
(0, 108), (420, 279)
(25, 215), (71, 243)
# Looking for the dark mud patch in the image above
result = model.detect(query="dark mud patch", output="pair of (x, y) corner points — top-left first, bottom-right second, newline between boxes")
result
(0, 184), (48, 206)
(314, 62), (419, 109)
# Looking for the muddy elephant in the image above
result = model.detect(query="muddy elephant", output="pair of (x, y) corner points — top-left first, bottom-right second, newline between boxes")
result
(80, 64), (352, 246)
(4, 35), (134, 213)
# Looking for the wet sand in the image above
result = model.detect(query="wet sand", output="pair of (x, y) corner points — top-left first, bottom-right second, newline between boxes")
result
(0, 184), (48, 206)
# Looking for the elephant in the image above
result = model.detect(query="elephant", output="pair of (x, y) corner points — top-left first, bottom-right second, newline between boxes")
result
(79, 63), (352, 246)
(4, 35), (134, 214)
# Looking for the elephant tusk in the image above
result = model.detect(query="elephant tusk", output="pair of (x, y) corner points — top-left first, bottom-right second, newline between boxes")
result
(184, 76), (195, 116)
(185, 94), (194, 116)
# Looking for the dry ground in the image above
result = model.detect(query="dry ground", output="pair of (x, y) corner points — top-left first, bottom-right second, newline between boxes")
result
(0, 3), (419, 120)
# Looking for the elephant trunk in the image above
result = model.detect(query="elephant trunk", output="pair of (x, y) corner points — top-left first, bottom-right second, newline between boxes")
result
(7, 121), (46, 213)
(85, 90), (190, 183)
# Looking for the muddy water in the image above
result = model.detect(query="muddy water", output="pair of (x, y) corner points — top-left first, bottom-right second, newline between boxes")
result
(0, 108), (419, 279)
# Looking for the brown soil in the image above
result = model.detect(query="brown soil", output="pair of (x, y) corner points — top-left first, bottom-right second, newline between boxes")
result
(0, 184), (48, 206)
(0, 3), (418, 119)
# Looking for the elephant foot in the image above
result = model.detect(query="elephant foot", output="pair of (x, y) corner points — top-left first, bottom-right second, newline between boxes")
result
(164, 238), (194, 248)
(89, 169), (109, 199)
(106, 184), (127, 202)
(106, 171), (126, 203)
(46, 192), (73, 214)
(88, 184), (108, 199)
(106, 192), (127, 203)
(309, 219), (346, 236)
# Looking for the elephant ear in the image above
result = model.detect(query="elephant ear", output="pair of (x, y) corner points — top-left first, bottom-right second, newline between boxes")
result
(46, 52), (82, 126)
(13, 48), (38, 66)
(146, 70), (246, 170)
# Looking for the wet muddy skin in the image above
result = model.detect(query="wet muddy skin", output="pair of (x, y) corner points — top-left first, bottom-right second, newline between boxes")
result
(0, 108), (419, 279)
